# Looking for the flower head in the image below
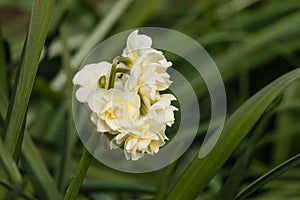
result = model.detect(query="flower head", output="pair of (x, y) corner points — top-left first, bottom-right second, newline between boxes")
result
(88, 89), (140, 133)
(73, 30), (178, 160)
(111, 117), (167, 160)
(148, 94), (178, 127)
(125, 52), (173, 108)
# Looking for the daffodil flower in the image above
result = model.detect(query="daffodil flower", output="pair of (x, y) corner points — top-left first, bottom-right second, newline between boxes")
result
(88, 88), (140, 133)
(125, 52), (173, 108)
(73, 30), (178, 160)
(148, 94), (178, 127)
(111, 117), (167, 160)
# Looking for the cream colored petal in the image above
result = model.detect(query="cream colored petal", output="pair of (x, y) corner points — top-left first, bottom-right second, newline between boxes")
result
(87, 89), (106, 113)
(125, 30), (152, 53)
(137, 139), (150, 150)
(96, 118), (111, 132)
(73, 61), (111, 88)
(125, 137), (138, 151)
(75, 87), (93, 102)
(131, 152), (144, 161)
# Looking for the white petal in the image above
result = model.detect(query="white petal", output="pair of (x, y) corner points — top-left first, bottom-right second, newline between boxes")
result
(161, 94), (177, 101)
(131, 152), (144, 161)
(125, 30), (152, 53)
(138, 139), (150, 150)
(91, 112), (97, 125)
(142, 52), (164, 65)
(125, 137), (138, 150)
(96, 118), (111, 132)
(73, 61), (111, 88)
(87, 89), (106, 113)
(75, 87), (93, 102)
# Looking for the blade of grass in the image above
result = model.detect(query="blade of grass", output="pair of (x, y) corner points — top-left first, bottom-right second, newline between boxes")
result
(1, 88), (62, 199)
(273, 81), (300, 164)
(114, 0), (161, 32)
(0, 24), (8, 95)
(21, 133), (62, 200)
(236, 153), (300, 200)
(183, 10), (300, 97)
(154, 162), (177, 200)
(81, 181), (156, 194)
(71, 0), (133, 68)
(167, 68), (300, 200)
(56, 25), (74, 193)
(0, 177), (36, 200)
(51, 0), (133, 91)
(217, 112), (274, 200)
(0, 88), (8, 124)
(0, 88), (28, 199)
(0, 138), (22, 185)
(3, 0), (56, 160)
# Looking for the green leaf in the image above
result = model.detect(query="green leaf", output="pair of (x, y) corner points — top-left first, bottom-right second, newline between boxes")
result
(236, 153), (300, 200)
(0, 67), (62, 200)
(166, 68), (300, 200)
(0, 138), (22, 185)
(56, 26), (74, 192)
(0, 24), (8, 95)
(71, 0), (134, 68)
(0, 176), (36, 200)
(217, 113), (273, 200)
(0, 88), (8, 122)
(4, 0), (56, 160)
(21, 133), (62, 200)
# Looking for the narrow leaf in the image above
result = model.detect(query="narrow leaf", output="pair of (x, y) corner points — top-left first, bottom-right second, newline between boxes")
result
(0, 139), (22, 185)
(21, 133), (62, 200)
(236, 153), (300, 200)
(4, 0), (56, 160)
(167, 68), (300, 200)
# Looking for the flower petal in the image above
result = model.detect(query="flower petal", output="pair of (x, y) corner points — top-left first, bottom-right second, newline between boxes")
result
(73, 61), (111, 88)
(125, 30), (152, 53)
(75, 87), (93, 102)
(87, 88), (106, 113)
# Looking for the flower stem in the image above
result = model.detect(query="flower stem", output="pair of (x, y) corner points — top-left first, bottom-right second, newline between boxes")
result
(108, 56), (132, 89)
(64, 149), (92, 200)
(108, 57), (119, 89)
(65, 56), (131, 199)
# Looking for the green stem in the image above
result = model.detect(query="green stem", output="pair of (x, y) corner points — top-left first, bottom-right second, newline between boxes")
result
(108, 57), (119, 89)
(64, 149), (92, 200)
(64, 65), (110, 200)
(108, 56), (132, 89)
(64, 55), (131, 199)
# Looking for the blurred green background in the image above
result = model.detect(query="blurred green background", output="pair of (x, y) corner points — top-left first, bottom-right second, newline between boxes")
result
(0, 0), (300, 199)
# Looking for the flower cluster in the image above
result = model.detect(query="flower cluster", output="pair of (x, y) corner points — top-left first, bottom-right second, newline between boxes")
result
(73, 30), (178, 160)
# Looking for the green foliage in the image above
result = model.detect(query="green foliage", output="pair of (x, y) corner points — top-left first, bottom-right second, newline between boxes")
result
(0, 0), (300, 199)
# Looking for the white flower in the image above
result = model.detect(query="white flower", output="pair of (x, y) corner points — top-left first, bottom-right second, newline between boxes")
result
(73, 29), (179, 161)
(148, 94), (178, 127)
(111, 117), (167, 160)
(72, 61), (111, 102)
(88, 89), (140, 132)
(122, 30), (157, 62)
(125, 52), (173, 108)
